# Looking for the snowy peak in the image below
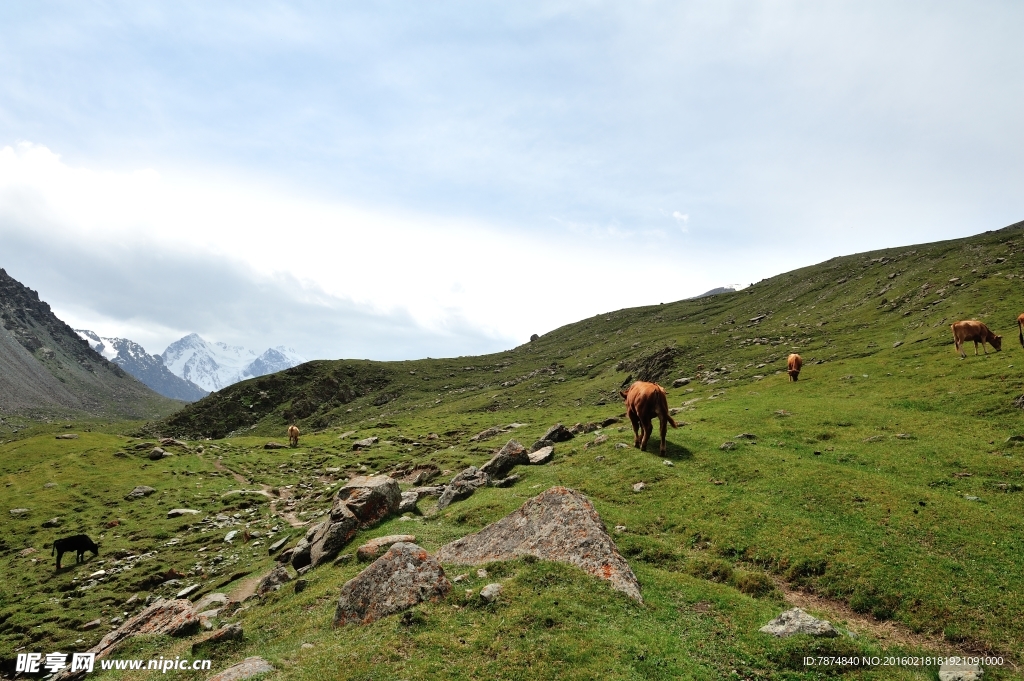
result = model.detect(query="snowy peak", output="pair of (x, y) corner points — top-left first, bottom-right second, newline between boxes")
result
(161, 334), (305, 393)
(75, 330), (207, 402)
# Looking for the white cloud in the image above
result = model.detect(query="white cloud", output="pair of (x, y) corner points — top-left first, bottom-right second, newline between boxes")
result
(672, 211), (689, 231)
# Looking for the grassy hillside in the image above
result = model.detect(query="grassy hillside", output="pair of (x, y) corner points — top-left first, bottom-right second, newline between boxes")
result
(3, 221), (1024, 679)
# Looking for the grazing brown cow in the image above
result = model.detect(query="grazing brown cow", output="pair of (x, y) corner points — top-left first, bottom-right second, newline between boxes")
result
(287, 425), (300, 448)
(619, 381), (678, 455)
(787, 353), (803, 381)
(1017, 313), (1024, 348)
(951, 320), (1002, 358)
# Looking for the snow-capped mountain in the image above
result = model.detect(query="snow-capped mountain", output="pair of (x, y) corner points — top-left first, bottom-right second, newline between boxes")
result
(75, 330), (208, 402)
(160, 333), (306, 393)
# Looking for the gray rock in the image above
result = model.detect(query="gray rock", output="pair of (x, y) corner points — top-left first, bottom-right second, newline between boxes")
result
(267, 536), (289, 554)
(541, 424), (575, 443)
(527, 446), (554, 465)
(938, 661), (983, 681)
(41, 517), (62, 528)
(672, 377), (691, 387)
(335, 475), (401, 527)
(480, 439), (529, 479)
(490, 474), (520, 488)
(294, 579), (308, 594)
(176, 584), (201, 599)
(351, 436), (379, 450)
(292, 500), (359, 569)
(529, 438), (556, 453)
(479, 583), (503, 603)
(735, 433), (757, 440)
(124, 486), (156, 501)
(80, 618), (102, 630)
(55, 433), (79, 440)
(720, 442), (736, 451)
(334, 543), (451, 626)
(469, 426), (504, 442)
(168, 508), (200, 518)
(193, 593), (228, 611)
(148, 447), (169, 460)
(357, 534), (416, 562)
(256, 566), (292, 595)
(263, 442), (289, 449)
(224, 530), (238, 543)
(398, 491), (419, 514)
(437, 486), (643, 602)
(632, 482), (646, 492)
(191, 623), (242, 652)
(206, 657), (274, 681)
(410, 485), (446, 499)
(437, 467), (489, 511)
(759, 608), (839, 637)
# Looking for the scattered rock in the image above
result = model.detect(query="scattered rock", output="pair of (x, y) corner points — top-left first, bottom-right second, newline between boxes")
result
(191, 623), (242, 652)
(541, 424), (575, 443)
(256, 566), (292, 595)
(759, 608), (839, 637)
(80, 619), (102, 631)
(291, 501), (359, 569)
(336, 475), (401, 528)
(148, 447), (170, 460)
(124, 486), (156, 501)
(358, 534), (417, 561)
(476, 569), (488, 578)
(893, 341), (903, 348)
(206, 656), (274, 681)
(528, 446), (554, 465)
(480, 439), (529, 479)
(267, 537), (289, 554)
(663, 460), (674, 467)
(224, 531), (238, 543)
(479, 583), (503, 603)
(632, 482), (646, 492)
(437, 466), (490, 511)
(672, 377), (691, 387)
(615, 443), (629, 449)
(735, 433), (756, 440)
(491, 474), (520, 488)
(160, 438), (188, 447)
(263, 442), (288, 450)
(193, 593), (228, 611)
(938, 660), (983, 681)
(294, 579), (307, 594)
(437, 486), (643, 601)
(332, 553), (353, 566)
(334, 543), (451, 626)
(18, 547), (37, 557)
(588, 434), (608, 448)
(55, 433), (79, 440)
(41, 517), (62, 528)
(352, 436), (379, 450)
(720, 442), (736, 451)
(398, 465), (440, 485)
(600, 417), (621, 427)
(176, 584), (201, 599)
(168, 509), (200, 518)
(470, 426), (505, 442)
(398, 491), (419, 514)
(410, 485), (446, 499)
(529, 438), (555, 453)
(9, 508), (29, 516)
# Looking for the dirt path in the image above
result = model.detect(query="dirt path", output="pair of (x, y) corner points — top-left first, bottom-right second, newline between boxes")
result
(207, 456), (306, 528)
(776, 580), (1016, 668)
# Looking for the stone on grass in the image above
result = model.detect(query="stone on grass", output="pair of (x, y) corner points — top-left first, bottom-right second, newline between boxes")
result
(480, 439), (529, 479)
(411, 485), (446, 499)
(632, 482), (646, 492)
(469, 426), (504, 442)
(193, 593), (228, 611)
(541, 424), (575, 443)
(176, 584), (201, 599)
(55, 433), (79, 440)
(436, 466), (489, 511)
(720, 442), (736, 451)
(206, 657), (275, 681)
(398, 491), (419, 514)
(938, 660), (983, 681)
(256, 566), (292, 596)
(357, 534), (417, 562)
(336, 475), (400, 527)
(437, 486), (643, 602)
(148, 447), (170, 460)
(528, 446), (554, 465)
(80, 619), (102, 630)
(168, 508), (200, 518)
(263, 442), (288, 450)
(124, 486), (155, 501)
(42, 517), (61, 527)
(490, 474), (519, 488)
(672, 377), (691, 387)
(529, 438), (555, 453)
(294, 579), (307, 594)
(224, 530), (238, 543)
(191, 623), (243, 652)
(267, 537), (289, 554)
(759, 608), (839, 637)
(334, 543), (451, 626)
(479, 583), (503, 603)
(291, 501), (358, 570)
(351, 436), (379, 450)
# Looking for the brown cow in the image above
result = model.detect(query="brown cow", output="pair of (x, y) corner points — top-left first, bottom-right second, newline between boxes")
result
(1017, 313), (1024, 348)
(787, 353), (803, 381)
(619, 381), (678, 455)
(287, 425), (300, 448)
(951, 320), (1002, 358)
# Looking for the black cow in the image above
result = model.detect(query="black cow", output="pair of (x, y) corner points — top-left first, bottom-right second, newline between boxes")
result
(52, 534), (99, 569)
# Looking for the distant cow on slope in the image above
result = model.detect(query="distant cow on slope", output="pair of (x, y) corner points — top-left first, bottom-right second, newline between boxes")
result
(288, 425), (300, 448)
(620, 381), (678, 455)
(1017, 313), (1024, 348)
(52, 534), (98, 570)
(951, 320), (1002, 358)
(787, 353), (803, 381)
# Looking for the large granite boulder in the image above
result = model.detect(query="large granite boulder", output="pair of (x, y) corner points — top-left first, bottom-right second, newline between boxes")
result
(336, 475), (401, 528)
(334, 543), (451, 626)
(479, 439), (529, 479)
(436, 486), (642, 601)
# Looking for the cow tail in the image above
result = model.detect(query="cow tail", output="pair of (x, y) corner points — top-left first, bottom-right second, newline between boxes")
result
(1019, 319), (1023, 349)
(51, 544), (55, 556)
(660, 391), (678, 428)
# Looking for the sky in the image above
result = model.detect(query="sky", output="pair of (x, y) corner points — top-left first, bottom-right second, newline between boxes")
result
(1, 1), (1022, 361)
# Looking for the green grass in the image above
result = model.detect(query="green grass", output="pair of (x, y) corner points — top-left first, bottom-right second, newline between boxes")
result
(4, 223), (1024, 678)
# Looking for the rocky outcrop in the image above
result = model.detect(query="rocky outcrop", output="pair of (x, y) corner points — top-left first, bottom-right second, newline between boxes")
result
(759, 608), (839, 637)
(479, 439), (529, 479)
(334, 543), (451, 626)
(336, 475), (401, 528)
(437, 486), (642, 602)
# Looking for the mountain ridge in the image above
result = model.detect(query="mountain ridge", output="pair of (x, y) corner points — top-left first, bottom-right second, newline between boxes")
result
(75, 330), (208, 402)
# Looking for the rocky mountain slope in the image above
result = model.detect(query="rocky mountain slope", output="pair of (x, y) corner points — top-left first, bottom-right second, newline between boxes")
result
(0, 268), (180, 419)
(76, 331), (208, 402)
(161, 333), (305, 392)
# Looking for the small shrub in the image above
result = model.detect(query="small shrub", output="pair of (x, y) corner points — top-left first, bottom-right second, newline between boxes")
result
(785, 557), (827, 583)
(732, 571), (776, 598)
(687, 557), (734, 583)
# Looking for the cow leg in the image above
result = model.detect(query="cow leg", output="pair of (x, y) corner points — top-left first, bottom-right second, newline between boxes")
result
(55, 550), (63, 570)
(628, 410), (642, 448)
(640, 418), (653, 451)
(659, 416), (668, 455)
